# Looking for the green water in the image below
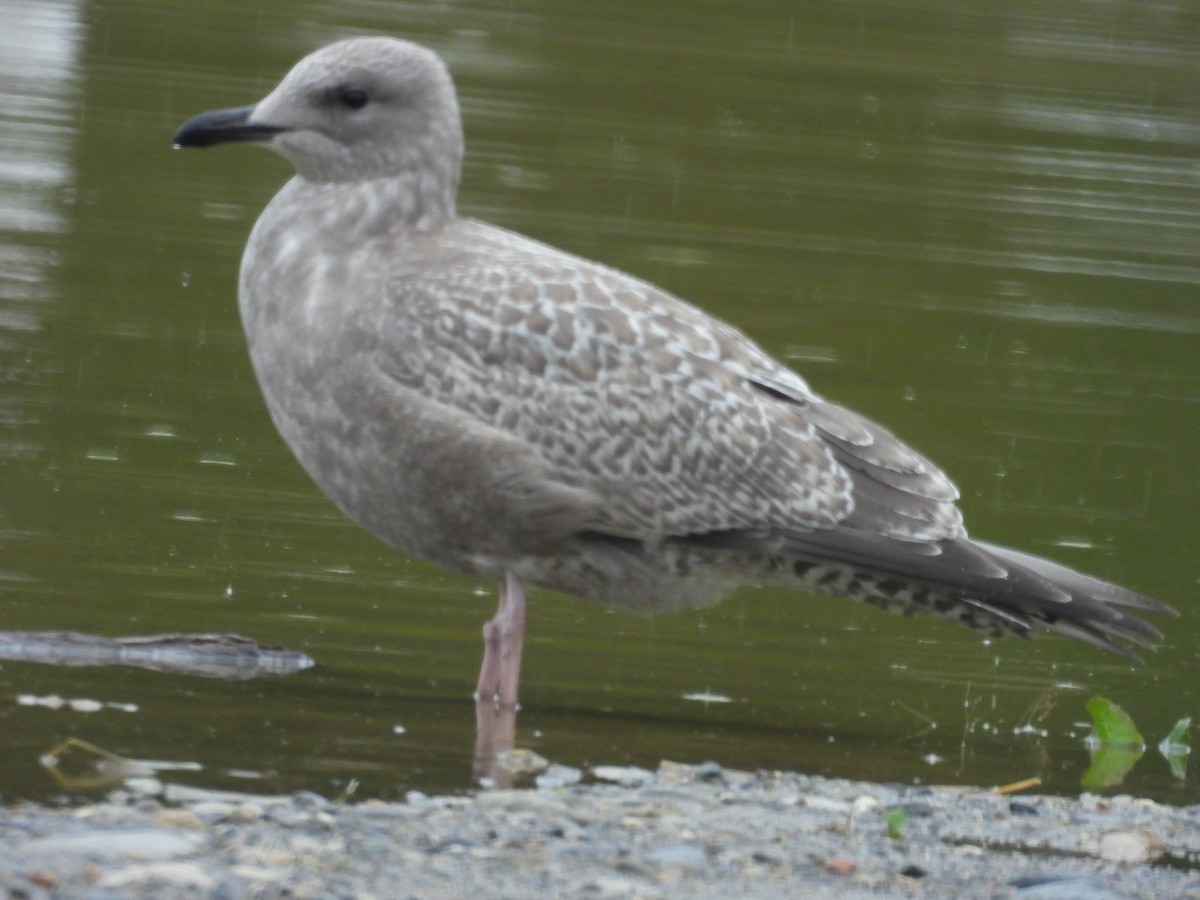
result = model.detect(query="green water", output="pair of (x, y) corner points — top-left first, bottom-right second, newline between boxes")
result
(1, 0), (1197, 804)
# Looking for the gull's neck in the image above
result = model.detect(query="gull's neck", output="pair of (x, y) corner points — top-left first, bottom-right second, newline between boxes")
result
(281, 171), (458, 240)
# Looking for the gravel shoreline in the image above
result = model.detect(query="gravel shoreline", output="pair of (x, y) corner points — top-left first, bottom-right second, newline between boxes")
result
(2, 761), (1197, 899)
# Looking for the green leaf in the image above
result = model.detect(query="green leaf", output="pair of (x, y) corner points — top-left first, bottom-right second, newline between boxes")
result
(1157, 717), (1191, 781)
(1082, 745), (1143, 790)
(1159, 716), (1191, 752)
(1085, 696), (1143, 747)
(886, 805), (907, 840)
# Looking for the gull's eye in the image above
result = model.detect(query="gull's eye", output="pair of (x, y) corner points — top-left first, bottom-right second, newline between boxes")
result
(339, 88), (369, 110)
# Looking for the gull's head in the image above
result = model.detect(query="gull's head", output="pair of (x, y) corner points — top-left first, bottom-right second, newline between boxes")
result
(174, 37), (464, 205)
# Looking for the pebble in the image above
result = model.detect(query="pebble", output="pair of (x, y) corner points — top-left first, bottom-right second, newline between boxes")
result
(1012, 875), (1130, 899)
(592, 765), (656, 787)
(1095, 830), (1160, 863)
(536, 763), (583, 789)
(0, 762), (1197, 899)
(97, 862), (216, 890)
(24, 828), (202, 860)
(805, 795), (852, 814)
(645, 843), (707, 868)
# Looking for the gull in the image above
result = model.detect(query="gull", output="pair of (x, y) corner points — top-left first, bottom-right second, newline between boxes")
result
(173, 36), (1175, 711)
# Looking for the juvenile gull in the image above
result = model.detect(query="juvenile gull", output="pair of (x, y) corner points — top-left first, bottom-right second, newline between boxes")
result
(173, 37), (1175, 708)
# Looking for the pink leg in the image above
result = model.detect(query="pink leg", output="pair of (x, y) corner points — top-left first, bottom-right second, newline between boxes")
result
(473, 700), (517, 788)
(474, 574), (526, 709)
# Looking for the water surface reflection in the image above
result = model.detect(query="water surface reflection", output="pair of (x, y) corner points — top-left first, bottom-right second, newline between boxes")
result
(0, 0), (1195, 805)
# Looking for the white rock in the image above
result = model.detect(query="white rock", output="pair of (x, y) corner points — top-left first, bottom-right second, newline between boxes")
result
(25, 828), (201, 860)
(591, 765), (655, 787)
(98, 861), (216, 889)
(1097, 830), (1159, 863)
(804, 795), (852, 814)
(536, 764), (583, 789)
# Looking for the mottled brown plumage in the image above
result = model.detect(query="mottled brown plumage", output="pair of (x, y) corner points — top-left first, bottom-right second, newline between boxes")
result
(174, 37), (1175, 705)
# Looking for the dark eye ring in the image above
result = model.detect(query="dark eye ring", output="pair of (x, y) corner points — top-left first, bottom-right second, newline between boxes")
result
(340, 89), (369, 110)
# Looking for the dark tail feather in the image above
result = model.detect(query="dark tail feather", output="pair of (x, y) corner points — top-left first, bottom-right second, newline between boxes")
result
(773, 528), (1177, 661)
(974, 540), (1177, 661)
